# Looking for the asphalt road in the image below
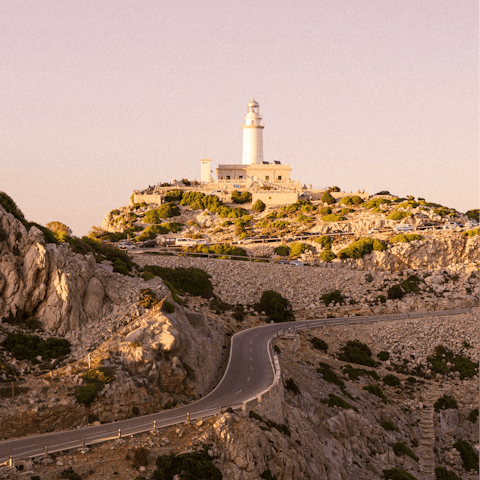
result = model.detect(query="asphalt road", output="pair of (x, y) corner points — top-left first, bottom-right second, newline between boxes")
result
(0, 307), (473, 463)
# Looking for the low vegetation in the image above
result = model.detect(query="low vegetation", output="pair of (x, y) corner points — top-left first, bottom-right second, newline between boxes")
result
(231, 190), (252, 204)
(363, 385), (387, 404)
(321, 290), (344, 306)
(285, 378), (301, 395)
(390, 234), (423, 243)
(382, 468), (417, 480)
(392, 442), (418, 462)
(321, 394), (358, 412)
(143, 204), (181, 223)
(337, 238), (387, 259)
(433, 395), (458, 412)
(342, 364), (379, 381)
(383, 374), (401, 386)
(310, 337), (328, 351)
(1, 333), (70, 362)
(453, 439), (479, 472)
(434, 467), (461, 480)
(339, 340), (376, 367)
(381, 421), (399, 432)
(257, 290), (294, 323)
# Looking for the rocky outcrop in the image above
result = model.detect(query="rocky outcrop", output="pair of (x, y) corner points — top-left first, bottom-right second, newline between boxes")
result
(359, 235), (479, 271)
(0, 205), (146, 336)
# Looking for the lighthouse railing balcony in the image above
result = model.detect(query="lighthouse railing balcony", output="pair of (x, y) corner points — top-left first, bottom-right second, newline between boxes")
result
(242, 120), (264, 127)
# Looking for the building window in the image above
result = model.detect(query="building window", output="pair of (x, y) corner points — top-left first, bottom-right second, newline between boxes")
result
(226, 176), (230, 180)
(277, 176), (282, 180)
(265, 176), (269, 181)
(239, 176), (243, 179)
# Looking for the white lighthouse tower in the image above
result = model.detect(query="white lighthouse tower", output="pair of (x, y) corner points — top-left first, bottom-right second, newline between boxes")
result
(242, 97), (264, 165)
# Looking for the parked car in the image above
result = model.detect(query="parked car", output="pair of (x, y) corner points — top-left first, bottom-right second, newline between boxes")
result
(139, 240), (157, 248)
(368, 227), (380, 234)
(464, 220), (478, 229)
(442, 222), (460, 230)
(290, 260), (304, 266)
(118, 241), (135, 250)
(393, 224), (414, 233)
(175, 237), (207, 246)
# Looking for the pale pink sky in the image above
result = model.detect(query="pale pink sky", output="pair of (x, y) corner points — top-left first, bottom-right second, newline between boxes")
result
(1, 1), (478, 235)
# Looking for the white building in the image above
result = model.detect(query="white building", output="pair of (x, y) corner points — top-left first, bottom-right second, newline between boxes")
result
(242, 97), (264, 165)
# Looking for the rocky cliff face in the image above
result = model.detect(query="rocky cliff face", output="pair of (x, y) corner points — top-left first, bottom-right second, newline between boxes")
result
(0, 205), (140, 335)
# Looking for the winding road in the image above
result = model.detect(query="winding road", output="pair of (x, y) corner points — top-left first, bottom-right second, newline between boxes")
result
(0, 307), (474, 464)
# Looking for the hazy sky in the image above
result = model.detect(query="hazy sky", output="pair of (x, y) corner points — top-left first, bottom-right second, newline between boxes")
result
(1, 1), (478, 236)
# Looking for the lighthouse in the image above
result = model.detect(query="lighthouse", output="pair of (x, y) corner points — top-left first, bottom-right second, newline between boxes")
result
(242, 97), (264, 165)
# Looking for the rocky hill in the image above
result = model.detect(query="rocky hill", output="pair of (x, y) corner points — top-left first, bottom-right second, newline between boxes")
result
(0, 190), (478, 480)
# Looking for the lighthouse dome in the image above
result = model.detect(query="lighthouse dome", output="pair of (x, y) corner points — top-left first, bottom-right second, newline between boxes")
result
(248, 98), (259, 107)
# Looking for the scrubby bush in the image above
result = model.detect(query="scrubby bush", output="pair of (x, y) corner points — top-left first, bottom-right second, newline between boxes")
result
(383, 374), (401, 386)
(390, 234), (423, 243)
(285, 378), (300, 395)
(320, 250), (336, 262)
(320, 206), (332, 215)
(137, 288), (159, 309)
(81, 367), (115, 384)
(468, 408), (479, 423)
(274, 245), (290, 256)
(378, 351), (390, 361)
(2, 333), (70, 362)
(339, 196), (353, 206)
(310, 337), (328, 351)
(152, 445), (222, 480)
(382, 468), (418, 480)
(143, 266), (213, 296)
(233, 304), (246, 322)
(466, 209), (479, 221)
(321, 394), (358, 412)
(75, 384), (99, 406)
(400, 275), (423, 293)
(340, 208), (354, 215)
(231, 190), (252, 204)
(434, 395), (458, 412)
(315, 235), (332, 249)
(257, 290), (294, 323)
(363, 385), (387, 404)
(322, 214), (345, 222)
(289, 242), (309, 257)
(365, 198), (391, 209)
(376, 295), (386, 303)
(321, 191), (336, 205)
(132, 447), (149, 469)
(321, 290), (344, 306)
(337, 238), (387, 259)
(342, 364), (379, 381)
(381, 421), (399, 432)
(252, 199), (266, 212)
(339, 341), (376, 367)
(387, 284), (405, 300)
(162, 301), (175, 314)
(192, 244), (247, 257)
(317, 363), (344, 389)
(453, 439), (479, 472)
(387, 211), (411, 220)
(143, 204), (180, 223)
(164, 190), (184, 202)
(330, 186), (340, 192)
(463, 228), (479, 236)
(434, 467), (461, 480)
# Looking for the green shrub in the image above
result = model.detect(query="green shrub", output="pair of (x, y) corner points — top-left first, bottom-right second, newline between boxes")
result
(317, 363), (344, 388)
(192, 243), (247, 257)
(164, 190), (184, 202)
(434, 467), (461, 480)
(337, 238), (387, 259)
(260, 469), (277, 480)
(320, 250), (336, 262)
(340, 208), (354, 215)
(340, 347), (375, 367)
(320, 206), (332, 215)
(0, 191), (26, 222)
(378, 351), (390, 361)
(376, 294), (387, 303)
(387, 211), (411, 220)
(463, 228), (479, 236)
(137, 288), (159, 309)
(390, 234), (423, 243)
(365, 198), (391, 209)
(321, 394), (358, 412)
(392, 443), (418, 462)
(59, 467), (82, 480)
(468, 408), (479, 423)
(453, 440), (478, 472)
(342, 364), (379, 381)
(231, 190), (252, 204)
(321, 191), (336, 205)
(315, 235), (332, 249)
(257, 290), (294, 323)
(321, 290), (343, 306)
(274, 245), (290, 256)
(330, 186), (340, 192)
(310, 337), (328, 352)
(339, 196), (353, 206)
(2, 333), (70, 362)
(252, 199), (266, 213)
(381, 421), (399, 432)
(81, 367), (115, 384)
(383, 374), (401, 386)
(387, 285), (405, 300)
(452, 354), (478, 379)
(285, 378), (300, 395)
(400, 275), (423, 293)
(382, 468), (418, 480)
(162, 301), (175, 313)
(322, 214), (345, 222)
(466, 209), (479, 221)
(152, 445), (222, 480)
(143, 204), (180, 223)
(434, 395), (458, 412)
(75, 384), (99, 406)
(289, 242), (309, 257)
(406, 376), (416, 384)
(273, 345), (281, 354)
(363, 385), (387, 404)
(249, 410), (264, 421)
(142, 271), (155, 281)
(143, 266), (213, 296)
